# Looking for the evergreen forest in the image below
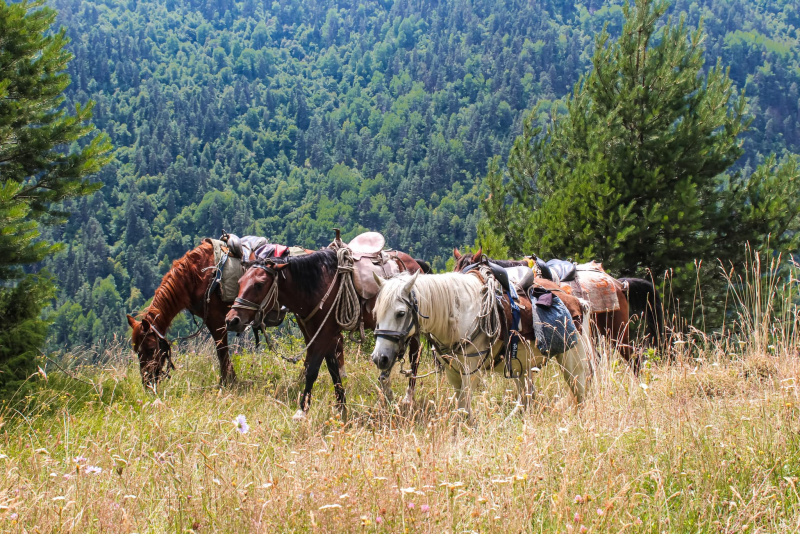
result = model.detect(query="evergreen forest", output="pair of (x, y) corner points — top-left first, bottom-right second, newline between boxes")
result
(37, 0), (800, 348)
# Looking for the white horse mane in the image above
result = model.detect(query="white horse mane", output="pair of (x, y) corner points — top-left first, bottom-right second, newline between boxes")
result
(375, 272), (484, 343)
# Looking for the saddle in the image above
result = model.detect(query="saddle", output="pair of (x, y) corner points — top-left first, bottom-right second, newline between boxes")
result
(336, 231), (403, 301)
(348, 231), (385, 257)
(504, 266), (535, 294)
(545, 259), (577, 283)
(461, 261), (512, 295)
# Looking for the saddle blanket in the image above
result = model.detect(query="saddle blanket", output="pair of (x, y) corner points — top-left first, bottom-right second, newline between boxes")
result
(561, 262), (620, 313)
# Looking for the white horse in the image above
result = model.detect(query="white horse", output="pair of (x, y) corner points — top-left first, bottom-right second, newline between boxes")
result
(371, 271), (593, 419)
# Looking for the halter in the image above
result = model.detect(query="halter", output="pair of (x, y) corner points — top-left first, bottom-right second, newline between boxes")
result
(374, 290), (427, 359)
(136, 318), (176, 382)
(231, 261), (282, 328)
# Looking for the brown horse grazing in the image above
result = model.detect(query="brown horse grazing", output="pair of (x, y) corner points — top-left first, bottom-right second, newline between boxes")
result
(225, 249), (425, 419)
(127, 240), (345, 387)
(452, 248), (662, 374)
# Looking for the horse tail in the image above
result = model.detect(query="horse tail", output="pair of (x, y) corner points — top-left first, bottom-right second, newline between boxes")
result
(620, 277), (665, 349)
(414, 259), (433, 274)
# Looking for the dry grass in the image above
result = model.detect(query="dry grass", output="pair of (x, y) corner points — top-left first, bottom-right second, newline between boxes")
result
(2, 256), (800, 533)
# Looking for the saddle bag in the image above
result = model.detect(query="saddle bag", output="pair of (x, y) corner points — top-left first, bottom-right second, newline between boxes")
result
(528, 287), (578, 357)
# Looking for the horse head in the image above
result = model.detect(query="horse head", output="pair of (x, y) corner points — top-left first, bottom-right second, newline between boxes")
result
(371, 271), (420, 371)
(225, 258), (287, 333)
(452, 246), (482, 272)
(127, 312), (172, 387)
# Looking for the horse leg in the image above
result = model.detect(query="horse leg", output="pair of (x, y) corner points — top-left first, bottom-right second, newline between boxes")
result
(323, 342), (347, 421)
(402, 336), (421, 407)
(336, 337), (347, 379)
(294, 348), (325, 420)
(208, 314), (236, 385)
(556, 338), (590, 405)
(378, 369), (395, 403)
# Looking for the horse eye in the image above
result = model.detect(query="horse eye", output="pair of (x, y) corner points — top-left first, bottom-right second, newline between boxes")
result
(397, 310), (406, 317)
(254, 283), (264, 291)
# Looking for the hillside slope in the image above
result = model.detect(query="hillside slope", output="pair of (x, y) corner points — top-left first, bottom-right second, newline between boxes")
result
(45, 0), (800, 347)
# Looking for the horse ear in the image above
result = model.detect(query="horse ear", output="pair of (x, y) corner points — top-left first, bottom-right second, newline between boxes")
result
(402, 271), (419, 295)
(140, 318), (151, 333)
(453, 248), (462, 260)
(372, 272), (384, 287)
(126, 314), (138, 328)
(273, 263), (289, 270)
(475, 246), (483, 258)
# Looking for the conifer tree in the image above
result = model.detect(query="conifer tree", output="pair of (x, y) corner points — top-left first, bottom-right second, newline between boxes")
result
(0, 0), (111, 395)
(483, 0), (800, 318)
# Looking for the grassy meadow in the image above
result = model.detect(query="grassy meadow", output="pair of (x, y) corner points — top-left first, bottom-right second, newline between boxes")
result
(2, 259), (800, 533)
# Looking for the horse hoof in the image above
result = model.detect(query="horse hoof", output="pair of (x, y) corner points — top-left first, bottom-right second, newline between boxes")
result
(292, 409), (307, 421)
(339, 366), (347, 379)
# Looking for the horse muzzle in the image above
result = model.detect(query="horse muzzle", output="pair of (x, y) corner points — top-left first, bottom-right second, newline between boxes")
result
(371, 349), (396, 371)
(225, 311), (246, 333)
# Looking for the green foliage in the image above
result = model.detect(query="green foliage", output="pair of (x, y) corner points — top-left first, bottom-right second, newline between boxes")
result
(0, 274), (56, 397)
(39, 0), (800, 346)
(483, 0), (800, 322)
(0, 0), (111, 388)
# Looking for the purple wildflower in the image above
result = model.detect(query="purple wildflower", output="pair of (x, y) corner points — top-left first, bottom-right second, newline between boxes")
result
(235, 414), (249, 434)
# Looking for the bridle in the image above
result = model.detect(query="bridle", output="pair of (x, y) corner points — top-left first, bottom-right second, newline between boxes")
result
(231, 260), (282, 328)
(374, 290), (427, 359)
(135, 318), (176, 383)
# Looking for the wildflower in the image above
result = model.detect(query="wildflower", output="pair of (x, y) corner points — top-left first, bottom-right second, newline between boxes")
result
(360, 515), (371, 526)
(580, 526), (588, 534)
(9, 513), (18, 521)
(573, 495), (584, 504)
(63, 474), (71, 480)
(407, 502), (415, 510)
(376, 516), (383, 524)
(235, 414), (249, 434)
(73, 456), (88, 464)
(596, 508), (604, 516)
(574, 512), (581, 523)
(85, 465), (102, 475)
(421, 504), (430, 513)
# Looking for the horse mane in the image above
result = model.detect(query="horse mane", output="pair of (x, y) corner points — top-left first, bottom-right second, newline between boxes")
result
(140, 241), (212, 327)
(286, 248), (338, 298)
(375, 272), (483, 343)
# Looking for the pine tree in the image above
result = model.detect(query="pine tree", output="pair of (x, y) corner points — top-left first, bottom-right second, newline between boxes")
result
(0, 0), (111, 396)
(483, 0), (800, 320)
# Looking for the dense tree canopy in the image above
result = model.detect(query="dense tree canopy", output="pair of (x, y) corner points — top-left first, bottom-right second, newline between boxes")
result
(41, 0), (800, 347)
(483, 0), (800, 323)
(0, 0), (111, 392)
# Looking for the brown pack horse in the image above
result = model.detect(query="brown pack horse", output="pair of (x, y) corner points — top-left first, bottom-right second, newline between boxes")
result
(225, 249), (425, 419)
(453, 248), (663, 373)
(127, 240), (345, 387)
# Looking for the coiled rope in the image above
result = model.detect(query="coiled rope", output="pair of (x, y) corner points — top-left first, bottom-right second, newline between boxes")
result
(333, 246), (361, 331)
(476, 266), (503, 343)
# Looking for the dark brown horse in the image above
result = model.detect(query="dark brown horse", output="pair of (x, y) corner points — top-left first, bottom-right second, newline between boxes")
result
(127, 240), (345, 387)
(453, 248), (663, 373)
(225, 248), (424, 419)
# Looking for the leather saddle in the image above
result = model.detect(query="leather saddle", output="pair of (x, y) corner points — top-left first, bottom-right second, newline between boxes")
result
(342, 231), (401, 300)
(348, 231), (385, 258)
(504, 266), (535, 293)
(222, 233), (269, 260)
(461, 261), (512, 295)
(546, 259), (577, 282)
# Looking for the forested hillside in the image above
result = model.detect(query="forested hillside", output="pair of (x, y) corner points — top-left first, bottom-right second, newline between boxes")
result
(43, 0), (800, 347)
